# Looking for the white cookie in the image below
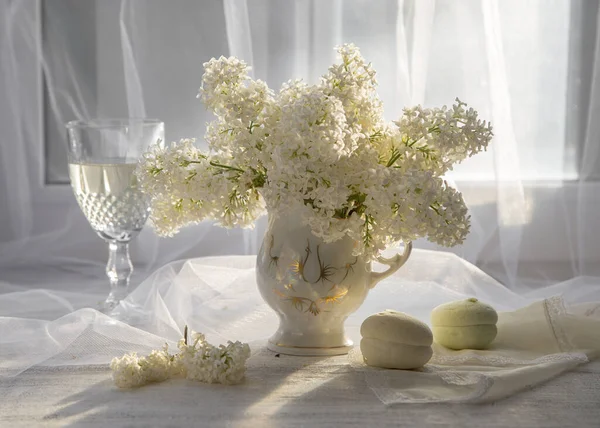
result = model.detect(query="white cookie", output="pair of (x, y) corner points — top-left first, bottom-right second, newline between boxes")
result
(360, 309), (433, 346)
(360, 338), (433, 369)
(360, 310), (433, 369)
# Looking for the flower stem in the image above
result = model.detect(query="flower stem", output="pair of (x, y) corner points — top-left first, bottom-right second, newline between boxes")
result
(209, 161), (245, 173)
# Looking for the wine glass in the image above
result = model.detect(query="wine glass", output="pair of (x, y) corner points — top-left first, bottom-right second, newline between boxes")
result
(66, 118), (164, 311)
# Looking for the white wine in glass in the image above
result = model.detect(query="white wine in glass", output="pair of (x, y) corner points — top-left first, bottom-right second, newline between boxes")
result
(66, 119), (164, 311)
(69, 161), (149, 241)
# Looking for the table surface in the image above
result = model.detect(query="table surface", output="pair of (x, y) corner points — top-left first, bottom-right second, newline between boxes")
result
(1, 352), (600, 428)
(2, 262), (600, 428)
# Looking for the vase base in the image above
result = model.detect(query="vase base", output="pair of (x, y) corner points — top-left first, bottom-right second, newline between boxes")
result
(267, 341), (353, 356)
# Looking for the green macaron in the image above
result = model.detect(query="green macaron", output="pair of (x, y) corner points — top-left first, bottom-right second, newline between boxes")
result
(431, 298), (498, 350)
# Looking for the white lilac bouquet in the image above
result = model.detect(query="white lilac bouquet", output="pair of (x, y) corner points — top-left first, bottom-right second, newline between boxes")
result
(110, 329), (251, 388)
(138, 44), (493, 260)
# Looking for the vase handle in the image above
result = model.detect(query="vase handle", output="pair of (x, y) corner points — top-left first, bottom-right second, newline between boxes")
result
(368, 241), (412, 289)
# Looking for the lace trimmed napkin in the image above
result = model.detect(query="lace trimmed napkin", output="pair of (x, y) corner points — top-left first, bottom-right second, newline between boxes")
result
(349, 297), (600, 404)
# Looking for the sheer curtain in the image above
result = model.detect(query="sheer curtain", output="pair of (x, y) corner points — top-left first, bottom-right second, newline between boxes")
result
(0, 0), (267, 281)
(0, 0), (599, 290)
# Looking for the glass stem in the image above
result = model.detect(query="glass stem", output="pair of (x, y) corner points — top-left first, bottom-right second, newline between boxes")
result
(105, 240), (133, 309)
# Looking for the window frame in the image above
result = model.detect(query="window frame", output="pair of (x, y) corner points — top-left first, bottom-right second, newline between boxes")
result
(21, 0), (73, 206)
(566, 0), (600, 179)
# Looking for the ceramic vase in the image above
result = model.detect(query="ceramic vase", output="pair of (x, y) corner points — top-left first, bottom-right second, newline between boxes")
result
(256, 213), (412, 356)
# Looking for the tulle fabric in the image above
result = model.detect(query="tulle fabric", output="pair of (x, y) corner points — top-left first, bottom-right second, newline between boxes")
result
(2, 250), (599, 393)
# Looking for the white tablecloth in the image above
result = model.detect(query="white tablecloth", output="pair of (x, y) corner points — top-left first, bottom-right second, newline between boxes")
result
(2, 251), (600, 427)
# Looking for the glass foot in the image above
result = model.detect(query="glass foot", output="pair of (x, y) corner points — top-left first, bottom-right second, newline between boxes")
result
(101, 288), (129, 313)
